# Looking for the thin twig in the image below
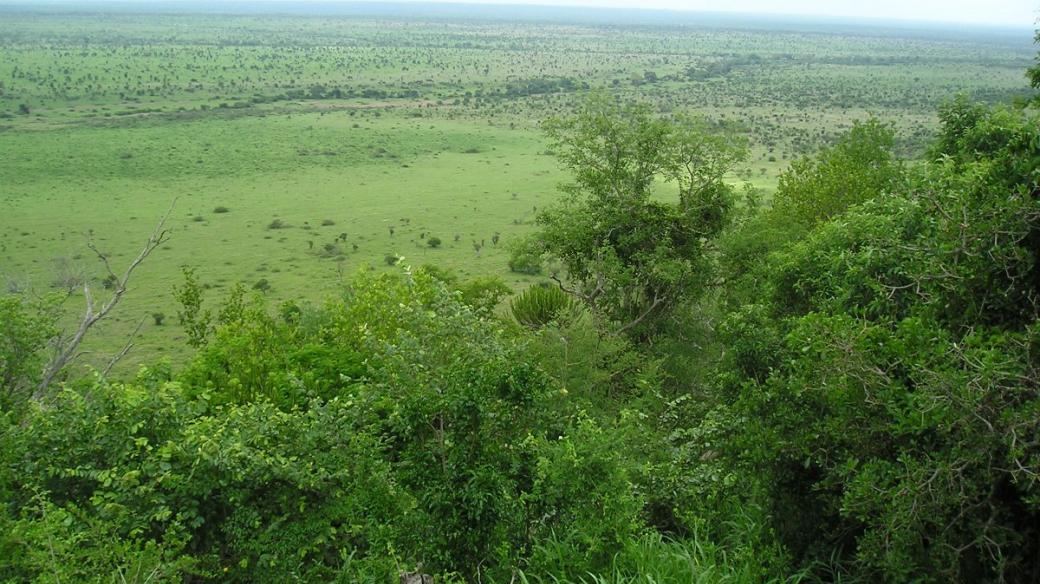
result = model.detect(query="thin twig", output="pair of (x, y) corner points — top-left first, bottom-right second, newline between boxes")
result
(35, 200), (176, 399)
(615, 293), (665, 335)
(102, 314), (147, 379)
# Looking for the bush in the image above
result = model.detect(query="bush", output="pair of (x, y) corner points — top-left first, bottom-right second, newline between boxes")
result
(524, 417), (644, 576)
(508, 239), (543, 275)
(0, 381), (408, 582)
(252, 278), (270, 293)
(212, 206), (230, 214)
(511, 284), (574, 328)
(771, 119), (904, 230)
(699, 103), (1040, 581)
(181, 295), (366, 409)
(267, 218), (286, 230)
(318, 242), (343, 258)
(426, 236), (442, 248)
(505, 250), (540, 274)
(0, 294), (58, 410)
(457, 276), (511, 316)
(417, 264), (458, 285)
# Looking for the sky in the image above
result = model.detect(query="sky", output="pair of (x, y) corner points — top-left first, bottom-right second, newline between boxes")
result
(397, 0), (1039, 27)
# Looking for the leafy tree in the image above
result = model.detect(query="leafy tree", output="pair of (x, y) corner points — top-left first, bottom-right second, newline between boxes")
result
(172, 267), (211, 349)
(416, 265), (511, 316)
(455, 276), (510, 316)
(930, 95), (1040, 191)
(536, 94), (747, 337)
(0, 294), (58, 410)
(699, 101), (1040, 582)
(507, 237), (543, 275)
(771, 119), (904, 230)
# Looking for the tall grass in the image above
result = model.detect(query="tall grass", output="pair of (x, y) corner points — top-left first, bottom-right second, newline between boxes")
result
(515, 531), (808, 584)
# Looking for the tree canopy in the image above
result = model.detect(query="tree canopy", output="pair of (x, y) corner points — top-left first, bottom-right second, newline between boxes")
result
(534, 95), (747, 336)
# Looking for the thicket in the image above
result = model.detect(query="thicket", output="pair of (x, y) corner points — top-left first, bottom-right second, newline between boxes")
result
(1, 46), (1039, 584)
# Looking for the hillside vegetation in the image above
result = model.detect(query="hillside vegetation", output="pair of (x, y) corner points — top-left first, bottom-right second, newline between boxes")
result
(1, 9), (1039, 584)
(1, 10), (1033, 369)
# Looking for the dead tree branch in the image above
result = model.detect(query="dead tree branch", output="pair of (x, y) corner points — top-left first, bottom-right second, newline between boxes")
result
(614, 293), (665, 336)
(102, 314), (147, 380)
(34, 201), (175, 398)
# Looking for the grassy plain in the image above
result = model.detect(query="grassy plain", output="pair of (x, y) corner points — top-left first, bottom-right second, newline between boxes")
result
(0, 4), (1035, 369)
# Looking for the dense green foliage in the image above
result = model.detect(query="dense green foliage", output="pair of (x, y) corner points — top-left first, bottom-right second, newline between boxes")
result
(4, 90), (1036, 581)
(0, 294), (57, 411)
(0, 272), (656, 582)
(700, 99), (1040, 581)
(771, 119), (905, 230)
(531, 96), (747, 336)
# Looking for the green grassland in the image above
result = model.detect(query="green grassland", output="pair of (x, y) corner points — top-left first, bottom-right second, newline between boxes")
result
(0, 5), (1035, 370)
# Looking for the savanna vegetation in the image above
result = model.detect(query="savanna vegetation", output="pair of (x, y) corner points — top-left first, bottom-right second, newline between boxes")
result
(2, 3), (1039, 582)
(1, 5), (1034, 368)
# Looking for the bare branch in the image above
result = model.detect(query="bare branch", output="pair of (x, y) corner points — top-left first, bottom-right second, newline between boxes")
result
(102, 315), (147, 379)
(34, 200), (176, 399)
(86, 239), (118, 283)
(614, 293), (665, 336)
(550, 272), (581, 296)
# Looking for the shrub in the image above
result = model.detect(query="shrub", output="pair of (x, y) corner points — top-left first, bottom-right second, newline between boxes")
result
(524, 417), (644, 576)
(701, 103), (1040, 581)
(508, 254), (542, 274)
(511, 284), (574, 328)
(212, 206), (230, 214)
(267, 218), (286, 230)
(319, 242), (342, 258)
(0, 294), (58, 409)
(152, 312), (165, 326)
(508, 238), (544, 275)
(172, 267), (211, 349)
(417, 264), (458, 284)
(427, 236), (442, 248)
(457, 276), (511, 316)
(0, 381), (407, 582)
(1, 267), (667, 582)
(50, 257), (84, 291)
(771, 119), (904, 230)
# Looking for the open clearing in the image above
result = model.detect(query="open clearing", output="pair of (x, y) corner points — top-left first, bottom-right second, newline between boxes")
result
(1, 5), (1034, 369)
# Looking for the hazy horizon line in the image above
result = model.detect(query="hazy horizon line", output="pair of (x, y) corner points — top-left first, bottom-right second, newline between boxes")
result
(0, 0), (1035, 31)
